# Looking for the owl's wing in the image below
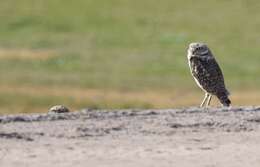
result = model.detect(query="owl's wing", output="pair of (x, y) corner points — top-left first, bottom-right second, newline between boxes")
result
(190, 56), (227, 94)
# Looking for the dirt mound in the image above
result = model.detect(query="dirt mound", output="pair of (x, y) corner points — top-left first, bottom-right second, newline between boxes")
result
(0, 107), (260, 167)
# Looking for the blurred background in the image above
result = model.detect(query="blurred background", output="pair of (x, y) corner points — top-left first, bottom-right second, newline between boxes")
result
(0, 0), (260, 114)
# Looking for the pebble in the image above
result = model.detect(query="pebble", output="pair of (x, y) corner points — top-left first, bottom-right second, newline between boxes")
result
(48, 105), (70, 113)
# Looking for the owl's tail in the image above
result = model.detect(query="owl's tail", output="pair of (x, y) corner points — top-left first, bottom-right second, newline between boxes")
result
(216, 92), (231, 107)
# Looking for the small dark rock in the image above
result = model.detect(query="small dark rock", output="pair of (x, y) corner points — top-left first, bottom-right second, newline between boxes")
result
(169, 123), (184, 128)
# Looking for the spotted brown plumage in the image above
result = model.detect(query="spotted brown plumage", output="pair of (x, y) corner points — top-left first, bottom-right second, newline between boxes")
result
(187, 42), (231, 107)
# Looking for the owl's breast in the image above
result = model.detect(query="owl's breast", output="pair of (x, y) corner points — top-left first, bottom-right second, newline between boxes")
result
(188, 56), (225, 94)
(188, 57), (205, 90)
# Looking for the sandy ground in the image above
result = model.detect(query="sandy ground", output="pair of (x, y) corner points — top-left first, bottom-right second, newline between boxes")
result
(0, 107), (260, 167)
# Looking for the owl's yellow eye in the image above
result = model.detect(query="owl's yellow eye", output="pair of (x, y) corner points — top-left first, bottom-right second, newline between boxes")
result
(196, 47), (201, 51)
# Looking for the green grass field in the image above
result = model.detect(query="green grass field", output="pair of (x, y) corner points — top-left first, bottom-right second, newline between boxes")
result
(1, 0), (260, 114)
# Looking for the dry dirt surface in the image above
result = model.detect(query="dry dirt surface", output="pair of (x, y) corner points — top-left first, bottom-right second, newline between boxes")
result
(1, 107), (260, 167)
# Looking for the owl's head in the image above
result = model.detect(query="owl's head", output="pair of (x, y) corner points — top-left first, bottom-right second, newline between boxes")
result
(188, 42), (211, 58)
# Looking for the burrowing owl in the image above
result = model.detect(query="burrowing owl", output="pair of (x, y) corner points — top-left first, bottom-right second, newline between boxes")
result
(187, 42), (231, 107)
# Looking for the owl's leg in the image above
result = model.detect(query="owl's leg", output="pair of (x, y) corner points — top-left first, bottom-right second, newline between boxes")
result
(206, 95), (212, 107)
(200, 93), (209, 107)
